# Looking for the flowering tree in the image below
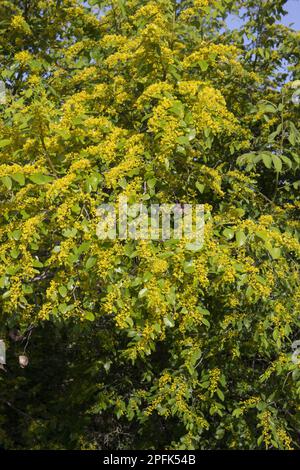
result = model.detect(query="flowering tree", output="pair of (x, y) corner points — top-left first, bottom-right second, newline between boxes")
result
(0, 0), (299, 450)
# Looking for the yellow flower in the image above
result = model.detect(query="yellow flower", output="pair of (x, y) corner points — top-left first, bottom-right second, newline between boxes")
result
(11, 15), (32, 34)
(152, 259), (168, 274)
(14, 51), (32, 65)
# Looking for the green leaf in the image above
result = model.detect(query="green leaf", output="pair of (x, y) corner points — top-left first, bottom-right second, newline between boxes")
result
(187, 128), (196, 141)
(22, 285), (33, 294)
(176, 135), (190, 146)
(0, 276), (8, 289)
(235, 230), (247, 247)
(163, 316), (175, 328)
(85, 311), (95, 321)
(29, 173), (53, 185)
(236, 152), (256, 167)
(272, 155), (282, 172)
(1, 176), (12, 190)
(86, 257), (97, 270)
(185, 241), (203, 252)
(233, 408), (243, 418)
(11, 230), (21, 241)
(0, 139), (11, 148)
(183, 260), (194, 273)
(11, 173), (25, 185)
(32, 259), (43, 268)
(62, 227), (78, 238)
(58, 286), (68, 298)
(281, 155), (292, 169)
(77, 241), (91, 254)
(138, 287), (148, 298)
(10, 248), (20, 259)
(196, 182), (205, 193)
(258, 101), (277, 113)
(223, 228), (235, 240)
(166, 287), (176, 305)
(169, 101), (184, 117)
(201, 317), (210, 328)
(261, 153), (272, 169)
(147, 178), (156, 189)
(256, 230), (268, 241)
(58, 303), (68, 314)
(268, 246), (281, 260)
(198, 59), (209, 71)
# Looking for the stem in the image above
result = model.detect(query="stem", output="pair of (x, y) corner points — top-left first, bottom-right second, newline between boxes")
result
(39, 127), (58, 176)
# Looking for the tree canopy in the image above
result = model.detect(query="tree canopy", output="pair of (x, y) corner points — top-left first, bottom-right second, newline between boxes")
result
(0, 0), (299, 450)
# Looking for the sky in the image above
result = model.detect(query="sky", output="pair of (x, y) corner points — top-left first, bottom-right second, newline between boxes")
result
(281, 0), (300, 29)
(228, 0), (300, 30)
(283, 0), (300, 30)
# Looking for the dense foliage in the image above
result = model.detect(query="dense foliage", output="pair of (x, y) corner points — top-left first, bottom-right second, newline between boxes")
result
(0, 0), (299, 450)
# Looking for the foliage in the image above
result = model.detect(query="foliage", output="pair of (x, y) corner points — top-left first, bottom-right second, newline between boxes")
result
(0, 0), (299, 450)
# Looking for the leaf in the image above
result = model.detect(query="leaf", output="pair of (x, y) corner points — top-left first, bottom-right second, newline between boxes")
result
(176, 135), (190, 146)
(62, 227), (78, 238)
(29, 173), (53, 185)
(58, 286), (68, 298)
(196, 182), (205, 193)
(0, 139), (11, 148)
(235, 230), (247, 247)
(22, 285), (33, 294)
(58, 303), (68, 314)
(232, 408), (243, 418)
(258, 101), (277, 113)
(11, 173), (25, 185)
(0, 276), (8, 289)
(268, 246), (281, 260)
(1, 176), (12, 190)
(10, 248), (20, 259)
(256, 230), (268, 241)
(183, 260), (194, 273)
(163, 316), (174, 328)
(288, 131), (296, 146)
(187, 128), (196, 141)
(32, 259), (43, 267)
(281, 155), (292, 169)
(168, 65), (181, 81)
(261, 153), (272, 169)
(147, 178), (156, 189)
(257, 435), (264, 446)
(85, 311), (95, 321)
(169, 101), (184, 117)
(237, 152), (256, 167)
(138, 287), (148, 298)
(185, 241), (203, 252)
(166, 287), (176, 305)
(198, 60), (209, 71)
(288, 121), (300, 146)
(272, 155), (282, 172)
(85, 256), (97, 270)
(11, 230), (21, 241)
(201, 317), (210, 327)
(77, 241), (91, 254)
(223, 228), (235, 240)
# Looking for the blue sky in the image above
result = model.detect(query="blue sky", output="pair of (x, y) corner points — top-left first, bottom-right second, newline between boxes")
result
(228, 0), (300, 30)
(281, 0), (300, 29)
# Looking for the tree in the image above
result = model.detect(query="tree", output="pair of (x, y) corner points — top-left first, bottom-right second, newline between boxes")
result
(0, 0), (299, 449)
